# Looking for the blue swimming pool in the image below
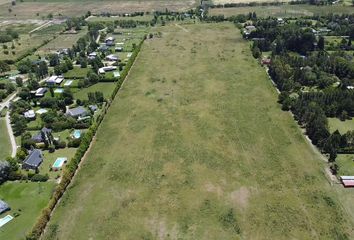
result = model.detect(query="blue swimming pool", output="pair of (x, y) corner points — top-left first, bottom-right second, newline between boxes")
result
(52, 157), (67, 169)
(73, 130), (81, 139)
(0, 215), (13, 228)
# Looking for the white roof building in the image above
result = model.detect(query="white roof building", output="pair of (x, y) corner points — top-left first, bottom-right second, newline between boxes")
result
(24, 110), (35, 119)
(46, 75), (64, 84)
(106, 54), (119, 61)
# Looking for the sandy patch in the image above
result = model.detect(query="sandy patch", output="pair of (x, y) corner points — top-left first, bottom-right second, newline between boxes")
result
(230, 186), (251, 209)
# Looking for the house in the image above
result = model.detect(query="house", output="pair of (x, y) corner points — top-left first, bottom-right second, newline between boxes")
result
(0, 200), (10, 214)
(46, 75), (64, 85)
(106, 54), (119, 61)
(115, 47), (123, 52)
(89, 105), (98, 112)
(36, 109), (48, 115)
(261, 58), (271, 65)
(22, 149), (43, 170)
(88, 52), (97, 60)
(24, 110), (36, 119)
(98, 66), (117, 74)
(66, 106), (88, 118)
(245, 25), (256, 32)
(31, 127), (52, 143)
(98, 45), (109, 52)
(277, 18), (285, 24)
(105, 36), (115, 46)
(35, 88), (47, 97)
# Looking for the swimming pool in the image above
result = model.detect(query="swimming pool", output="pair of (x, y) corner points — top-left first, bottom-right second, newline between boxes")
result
(64, 80), (73, 86)
(73, 130), (81, 139)
(52, 157), (67, 169)
(0, 215), (13, 228)
(54, 88), (64, 93)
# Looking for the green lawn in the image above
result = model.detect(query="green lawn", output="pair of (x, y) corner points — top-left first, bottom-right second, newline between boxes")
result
(63, 67), (90, 79)
(336, 154), (354, 176)
(43, 23), (353, 240)
(73, 82), (116, 100)
(0, 181), (55, 240)
(0, 118), (11, 160)
(87, 15), (154, 22)
(40, 27), (88, 50)
(328, 117), (354, 134)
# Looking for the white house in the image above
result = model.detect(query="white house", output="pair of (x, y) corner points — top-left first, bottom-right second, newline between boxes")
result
(88, 52), (97, 60)
(98, 66), (117, 74)
(46, 75), (64, 85)
(106, 54), (119, 61)
(24, 110), (36, 119)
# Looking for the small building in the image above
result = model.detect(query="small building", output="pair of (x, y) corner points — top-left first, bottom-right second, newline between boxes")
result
(35, 88), (47, 97)
(99, 45), (110, 52)
(46, 75), (64, 85)
(66, 106), (88, 118)
(105, 36), (115, 46)
(0, 200), (10, 214)
(24, 110), (36, 119)
(277, 18), (285, 24)
(88, 52), (97, 60)
(22, 149), (43, 170)
(31, 127), (52, 143)
(261, 58), (271, 65)
(115, 47), (123, 52)
(342, 180), (354, 188)
(106, 54), (119, 61)
(89, 105), (98, 112)
(98, 66), (117, 74)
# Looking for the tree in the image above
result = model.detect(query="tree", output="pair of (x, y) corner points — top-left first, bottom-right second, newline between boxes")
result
(48, 54), (60, 67)
(15, 77), (23, 87)
(252, 46), (261, 59)
(0, 161), (10, 184)
(318, 36), (325, 51)
(0, 60), (10, 73)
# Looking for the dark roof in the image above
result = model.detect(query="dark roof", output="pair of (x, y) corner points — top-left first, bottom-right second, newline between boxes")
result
(0, 200), (10, 214)
(23, 149), (43, 168)
(67, 106), (87, 117)
(31, 127), (52, 142)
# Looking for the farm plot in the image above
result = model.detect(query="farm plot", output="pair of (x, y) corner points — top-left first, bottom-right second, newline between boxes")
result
(209, 4), (354, 18)
(43, 23), (353, 239)
(39, 27), (88, 51)
(0, 0), (197, 20)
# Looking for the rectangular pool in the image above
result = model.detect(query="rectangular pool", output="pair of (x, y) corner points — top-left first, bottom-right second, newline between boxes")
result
(52, 157), (67, 169)
(73, 130), (81, 139)
(0, 215), (13, 228)
(64, 80), (73, 86)
(54, 88), (64, 93)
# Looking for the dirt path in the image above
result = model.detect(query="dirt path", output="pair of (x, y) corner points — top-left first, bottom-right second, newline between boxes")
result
(29, 21), (52, 34)
(175, 23), (189, 32)
(5, 112), (17, 157)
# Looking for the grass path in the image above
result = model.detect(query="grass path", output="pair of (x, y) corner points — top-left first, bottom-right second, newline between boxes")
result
(43, 23), (353, 240)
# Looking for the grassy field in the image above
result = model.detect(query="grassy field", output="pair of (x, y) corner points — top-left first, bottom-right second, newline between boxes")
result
(0, 181), (55, 240)
(0, 118), (11, 160)
(210, 4), (354, 17)
(73, 82), (116, 100)
(63, 67), (90, 79)
(0, 0), (197, 20)
(43, 23), (353, 239)
(328, 117), (354, 134)
(87, 15), (154, 22)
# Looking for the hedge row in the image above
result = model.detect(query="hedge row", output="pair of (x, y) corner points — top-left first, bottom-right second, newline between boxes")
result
(26, 36), (146, 240)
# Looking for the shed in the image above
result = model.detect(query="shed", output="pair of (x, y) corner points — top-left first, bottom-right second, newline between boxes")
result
(35, 88), (47, 97)
(22, 149), (43, 170)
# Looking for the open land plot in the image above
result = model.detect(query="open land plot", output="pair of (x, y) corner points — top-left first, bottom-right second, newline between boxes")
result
(209, 5), (354, 17)
(73, 82), (116, 100)
(0, 0), (197, 20)
(87, 15), (154, 22)
(39, 27), (87, 51)
(328, 117), (354, 134)
(0, 182), (55, 240)
(44, 23), (353, 240)
(0, 118), (11, 160)
(0, 24), (62, 61)
(212, 0), (290, 3)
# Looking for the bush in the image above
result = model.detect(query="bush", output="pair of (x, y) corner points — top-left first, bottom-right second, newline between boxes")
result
(54, 141), (67, 149)
(68, 138), (81, 148)
(30, 174), (49, 182)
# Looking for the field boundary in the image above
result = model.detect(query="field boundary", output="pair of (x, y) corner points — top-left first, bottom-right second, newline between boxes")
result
(27, 37), (146, 240)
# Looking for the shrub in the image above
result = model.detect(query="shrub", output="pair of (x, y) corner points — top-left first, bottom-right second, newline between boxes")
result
(30, 174), (49, 182)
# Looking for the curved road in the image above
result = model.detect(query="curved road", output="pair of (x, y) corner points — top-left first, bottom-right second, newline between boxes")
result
(0, 92), (18, 157)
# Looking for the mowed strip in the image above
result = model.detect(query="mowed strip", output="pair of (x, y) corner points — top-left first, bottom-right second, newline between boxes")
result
(44, 23), (353, 239)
